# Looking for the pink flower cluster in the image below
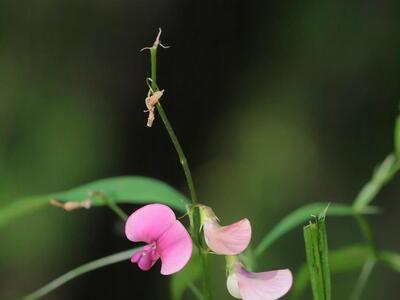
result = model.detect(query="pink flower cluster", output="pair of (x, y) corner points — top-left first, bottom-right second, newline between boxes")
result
(125, 203), (292, 300)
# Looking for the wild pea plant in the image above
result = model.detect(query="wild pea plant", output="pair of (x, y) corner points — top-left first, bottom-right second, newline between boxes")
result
(1, 29), (399, 300)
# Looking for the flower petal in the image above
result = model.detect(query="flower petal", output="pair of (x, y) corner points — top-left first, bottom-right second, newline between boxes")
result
(136, 252), (158, 271)
(204, 218), (252, 255)
(227, 272), (242, 299)
(236, 266), (293, 300)
(157, 220), (192, 275)
(125, 203), (176, 243)
(131, 250), (143, 263)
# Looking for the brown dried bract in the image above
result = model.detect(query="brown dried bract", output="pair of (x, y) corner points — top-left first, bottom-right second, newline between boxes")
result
(145, 90), (164, 127)
(50, 199), (92, 211)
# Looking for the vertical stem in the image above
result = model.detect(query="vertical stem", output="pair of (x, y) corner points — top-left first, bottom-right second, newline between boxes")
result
(148, 46), (212, 300)
(149, 48), (198, 204)
(349, 258), (376, 300)
(349, 214), (376, 300)
(348, 155), (398, 299)
(188, 282), (204, 300)
(199, 249), (213, 300)
(354, 214), (377, 257)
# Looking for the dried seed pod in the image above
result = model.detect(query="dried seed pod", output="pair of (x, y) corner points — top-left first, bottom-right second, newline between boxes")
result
(50, 199), (92, 211)
(144, 90), (164, 127)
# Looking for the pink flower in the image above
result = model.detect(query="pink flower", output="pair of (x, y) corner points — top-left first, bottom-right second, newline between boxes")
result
(200, 206), (252, 255)
(125, 203), (192, 275)
(226, 262), (293, 300)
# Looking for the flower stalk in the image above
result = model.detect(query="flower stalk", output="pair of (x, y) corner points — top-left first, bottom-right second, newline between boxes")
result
(146, 31), (212, 300)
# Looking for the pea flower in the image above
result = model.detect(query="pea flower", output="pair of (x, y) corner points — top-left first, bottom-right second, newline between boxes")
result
(200, 205), (252, 255)
(226, 258), (292, 300)
(125, 203), (192, 275)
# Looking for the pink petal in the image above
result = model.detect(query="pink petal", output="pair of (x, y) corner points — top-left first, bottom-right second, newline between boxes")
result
(204, 218), (252, 255)
(157, 220), (192, 275)
(131, 250), (142, 263)
(125, 204), (176, 244)
(137, 252), (157, 271)
(235, 265), (293, 300)
(227, 272), (242, 299)
(131, 245), (160, 271)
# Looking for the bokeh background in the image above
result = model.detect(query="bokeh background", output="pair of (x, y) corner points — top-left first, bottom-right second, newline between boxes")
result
(1, 1), (399, 299)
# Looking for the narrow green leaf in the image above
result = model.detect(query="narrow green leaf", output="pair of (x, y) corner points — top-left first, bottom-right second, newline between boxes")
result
(303, 215), (331, 300)
(0, 196), (49, 228)
(254, 202), (377, 257)
(52, 176), (189, 209)
(0, 176), (189, 228)
(353, 154), (399, 211)
(171, 251), (202, 300)
(23, 248), (138, 300)
(379, 251), (400, 272)
(291, 245), (371, 299)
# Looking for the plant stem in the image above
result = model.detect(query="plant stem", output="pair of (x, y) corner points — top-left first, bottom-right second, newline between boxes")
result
(106, 199), (128, 221)
(155, 103), (198, 203)
(188, 283), (205, 300)
(349, 258), (376, 300)
(148, 44), (212, 300)
(349, 155), (400, 299)
(149, 48), (198, 204)
(23, 248), (138, 300)
(199, 249), (213, 300)
(354, 214), (377, 257)
(93, 192), (128, 221)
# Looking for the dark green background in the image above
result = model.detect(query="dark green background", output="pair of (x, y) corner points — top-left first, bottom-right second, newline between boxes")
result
(0, 1), (399, 299)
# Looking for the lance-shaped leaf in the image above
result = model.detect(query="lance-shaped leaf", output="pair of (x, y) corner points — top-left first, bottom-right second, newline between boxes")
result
(254, 202), (378, 257)
(353, 154), (399, 211)
(379, 251), (400, 272)
(0, 176), (189, 228)
(303, 211), (331, 300)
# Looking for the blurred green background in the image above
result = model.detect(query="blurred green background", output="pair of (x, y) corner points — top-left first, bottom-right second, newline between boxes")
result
(0, 1), (399, 299)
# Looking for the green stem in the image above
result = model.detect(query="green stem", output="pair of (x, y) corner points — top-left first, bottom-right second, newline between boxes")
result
(353, 153), (398, 211)
(349, 258), (376, 300)
(188, 283), (204, 300)
(150, 48), (198, 204)
(354, 214), (377, 257)
(92, 192), (128, 221)
(106, 199), (128, 221)
(199, 249), (213, 300)
(349, 214), (377, 300)
(23, 248), (138, 300)
(148, 45), (212, 300)
(349, 155), (400, 299)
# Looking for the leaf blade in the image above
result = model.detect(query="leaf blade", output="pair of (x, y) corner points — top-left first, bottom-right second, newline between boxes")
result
(0, 176), (189, 228)
(303, 216), (331, 300)
(291, 245), (371, 299)
(52, 176), (189, 210)
(254, 202), (376, 257)
(379, 251), (400, 272)
(0, 196), (49, 227)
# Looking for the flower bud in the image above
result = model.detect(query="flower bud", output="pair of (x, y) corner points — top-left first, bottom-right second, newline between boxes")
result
(199, 205), (252, 255)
